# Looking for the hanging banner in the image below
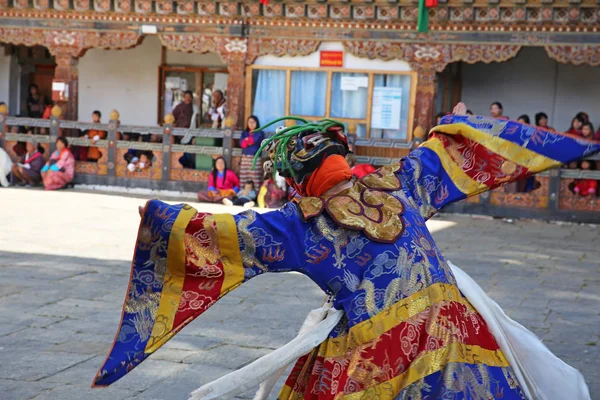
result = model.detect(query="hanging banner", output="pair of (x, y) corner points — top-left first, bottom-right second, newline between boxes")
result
(371, 87), (402, 130)
(320, 51), (344, 67)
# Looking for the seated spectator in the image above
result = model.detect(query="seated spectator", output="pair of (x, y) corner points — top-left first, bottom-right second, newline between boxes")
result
(223, 180), (256, 208)
(257, 178), (286, 209)
(83, 110), (106, 162)
(41, 137), (75, 190)
(197, 156), (239, 203)
(535, 112), (554, 131)
(346, 154), (376, 179)
(572, 160), (597, 197)
(0, 147), (12, 187)
(567, 115), (585, 136)
(490, 102), (508, 120)
(517, 115), (531, 125)
(10, 141), (45, 186)
(127, 152), (152, 173)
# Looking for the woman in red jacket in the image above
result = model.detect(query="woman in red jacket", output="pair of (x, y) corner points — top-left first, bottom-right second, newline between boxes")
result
(197, 156), (240, 203)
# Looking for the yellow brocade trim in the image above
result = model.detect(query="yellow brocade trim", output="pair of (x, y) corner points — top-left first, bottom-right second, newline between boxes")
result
(213, 213), (245, 297)
(420, 138), (489, 196)
(319, 283), (473, 358)
(341, 343), (510, 400)
(295, 166), (405, 243)
(431, 123), (561, 173)
(145, 204), (197, 353)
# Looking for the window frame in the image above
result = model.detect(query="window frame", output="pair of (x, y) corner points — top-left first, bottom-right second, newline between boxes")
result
(245, 65), (417, 141)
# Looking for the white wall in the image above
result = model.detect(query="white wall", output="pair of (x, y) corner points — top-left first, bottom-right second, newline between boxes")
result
(78, 36), (162, 126)
(254, 42), (412, 72)
(165, 50), (225, 67)
(0, 52), (11, 108)
(460, 47), (600, 131)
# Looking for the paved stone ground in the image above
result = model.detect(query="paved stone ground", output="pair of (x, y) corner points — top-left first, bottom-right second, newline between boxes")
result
(0, 188), (598, 400)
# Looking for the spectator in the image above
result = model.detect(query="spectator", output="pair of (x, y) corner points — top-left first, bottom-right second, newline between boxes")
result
(172, 90), (195, 129)
(127, 152), (152, 173)
(434, 112), (445, 126)
(466, 109), (473, 116)
(0, 146), (12, 187)
(572, 160), (597, 197)
(257, 178), (286, 209)
(346, 153), (376, 179)
(10, 141), (45, 186)
(490, 102), (508, 120)
(87, 111), (106, 161)
(207, 90), (226, 129)
(567, 115), (585, 135)
(581, 122), (594, 140)
(223, 180), (257, 208)
(576, 112), (590, 124)
(517, 115), (531, 125)
(535, 112), (554, 131)
(26, 84), (46, 119)
(41, 137), (75, 190)
(79, 110), (106, 162)
(239, 115), (265, 184)
(197, 156), (239, 203)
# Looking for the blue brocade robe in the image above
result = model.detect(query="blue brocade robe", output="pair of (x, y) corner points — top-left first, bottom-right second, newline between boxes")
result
(93, 115), (600, 399)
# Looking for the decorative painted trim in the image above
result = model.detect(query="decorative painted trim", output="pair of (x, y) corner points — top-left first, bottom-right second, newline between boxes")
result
(343, 41), (522, 72)
(0, 27), (142, 56)
(545, 44), (600, 66)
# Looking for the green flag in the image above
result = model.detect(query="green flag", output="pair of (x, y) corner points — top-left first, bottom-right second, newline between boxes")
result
(417, 0), (428, 33)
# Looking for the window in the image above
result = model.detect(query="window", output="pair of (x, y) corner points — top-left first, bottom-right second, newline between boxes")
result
(290, 71), (327, 117)
(246, 66), (416, 140)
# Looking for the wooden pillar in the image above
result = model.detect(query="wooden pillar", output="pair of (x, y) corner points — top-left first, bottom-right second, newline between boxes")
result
(414, 67), (437, 133)
(53, 49), (79, 122)
(222, 52), (246, 130)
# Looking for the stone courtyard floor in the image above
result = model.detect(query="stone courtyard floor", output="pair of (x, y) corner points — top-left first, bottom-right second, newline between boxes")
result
(0, 188), (598, 399)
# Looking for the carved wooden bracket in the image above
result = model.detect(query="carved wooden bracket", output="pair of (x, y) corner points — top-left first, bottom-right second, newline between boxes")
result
(545, 44), (600, 66)
(343, 41), (522, 72)
(0, 28), (142, 57)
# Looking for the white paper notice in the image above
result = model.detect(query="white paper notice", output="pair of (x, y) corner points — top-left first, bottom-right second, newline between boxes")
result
(340, 76), (368, 91)
(371, 87), (402, 130)
(165, 77), (181, 89)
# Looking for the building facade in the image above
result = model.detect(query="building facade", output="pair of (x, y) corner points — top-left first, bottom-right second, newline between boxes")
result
(1, 0), (599, 219)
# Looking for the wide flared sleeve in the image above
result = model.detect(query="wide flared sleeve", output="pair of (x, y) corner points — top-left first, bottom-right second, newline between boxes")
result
(401, 115), (600, 220)
(93, 200), (307, 387)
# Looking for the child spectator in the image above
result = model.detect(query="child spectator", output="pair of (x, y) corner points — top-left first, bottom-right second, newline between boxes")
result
(567, 115), (584, 135)
(517, 115), (530, 125)
(239, 116), (265, 184)
(223, 180), (256, 208)
(572, 160), (597, 197)
(581, 122), (594, 140)
(535, 112), (554, 131)
(83, 110), (106, 162)
(257, 178), (286, 209)
(127, 152), (152, 173)
(490, 102), (508, 120)
(346, 154), (376, 179)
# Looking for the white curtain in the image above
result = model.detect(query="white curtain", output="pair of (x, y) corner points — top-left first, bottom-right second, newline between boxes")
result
(290, 71), (327, 117)
(252, 70), (286, 132)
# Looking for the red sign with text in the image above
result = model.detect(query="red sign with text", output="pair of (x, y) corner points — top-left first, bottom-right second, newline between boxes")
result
(320, 51), (344, 67)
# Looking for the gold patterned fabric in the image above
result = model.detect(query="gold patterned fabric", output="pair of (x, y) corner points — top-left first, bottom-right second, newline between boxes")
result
(295, 164), (405, 243)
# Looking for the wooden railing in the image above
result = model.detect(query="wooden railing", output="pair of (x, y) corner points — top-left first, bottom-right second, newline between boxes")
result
(1, 111), (598, 223)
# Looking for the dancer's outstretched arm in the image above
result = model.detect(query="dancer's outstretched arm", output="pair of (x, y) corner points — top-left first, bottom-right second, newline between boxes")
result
(399, 102), (600, 220)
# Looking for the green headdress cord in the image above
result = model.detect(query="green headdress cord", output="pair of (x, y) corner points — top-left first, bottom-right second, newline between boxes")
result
(251, 117), (346, 177)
